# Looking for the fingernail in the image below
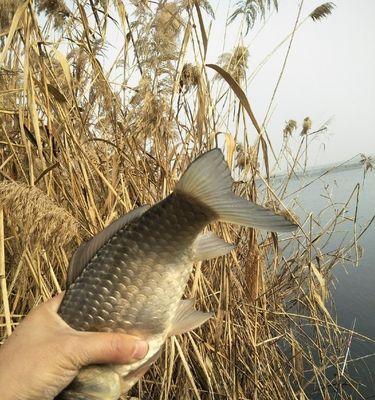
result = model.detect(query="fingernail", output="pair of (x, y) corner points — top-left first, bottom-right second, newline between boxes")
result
(132, 340), (148, 360)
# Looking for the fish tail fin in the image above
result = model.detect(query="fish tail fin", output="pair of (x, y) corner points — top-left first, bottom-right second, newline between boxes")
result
(175, 149), (297, 232)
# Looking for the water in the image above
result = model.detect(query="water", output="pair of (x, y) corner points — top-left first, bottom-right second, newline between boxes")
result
(280, 166), (375, 398)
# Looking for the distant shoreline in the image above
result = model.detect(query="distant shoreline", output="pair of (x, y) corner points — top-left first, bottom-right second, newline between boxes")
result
(271, 155), (373, 180)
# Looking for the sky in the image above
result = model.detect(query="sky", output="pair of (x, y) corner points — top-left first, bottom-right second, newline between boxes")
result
(204, 0), (375, 166)
(101, 0), (375, 168)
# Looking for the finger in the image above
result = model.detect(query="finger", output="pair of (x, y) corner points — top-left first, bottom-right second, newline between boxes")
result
(26, 292), (66, 321)
(47, 292), (66, 312)
(72, 333), (149, 366)
(36, 292), (66, 313)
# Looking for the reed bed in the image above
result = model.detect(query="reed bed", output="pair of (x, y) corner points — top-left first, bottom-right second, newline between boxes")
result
(0, 1), (371, 399)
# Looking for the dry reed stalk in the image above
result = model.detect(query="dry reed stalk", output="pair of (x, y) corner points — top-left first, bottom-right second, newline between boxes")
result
(0, 208), (12, 336)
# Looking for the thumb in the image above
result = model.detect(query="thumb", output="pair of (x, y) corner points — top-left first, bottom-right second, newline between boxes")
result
(71, 332), (149, 367)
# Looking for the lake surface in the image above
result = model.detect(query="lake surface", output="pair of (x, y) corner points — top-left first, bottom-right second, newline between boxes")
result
(280, 166), (375, 398)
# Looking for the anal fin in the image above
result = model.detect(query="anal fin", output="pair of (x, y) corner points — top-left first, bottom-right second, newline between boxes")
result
(169, 299), (213, 337)
(193, 232), (235, 261)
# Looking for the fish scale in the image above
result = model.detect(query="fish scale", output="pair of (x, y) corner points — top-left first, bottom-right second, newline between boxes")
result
(56, 149), (297, 400)
(59, 192), (212, 336)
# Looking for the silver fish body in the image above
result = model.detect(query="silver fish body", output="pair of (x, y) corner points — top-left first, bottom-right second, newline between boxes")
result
(56, 149), (297, 399)
(59, 193), (212, 335)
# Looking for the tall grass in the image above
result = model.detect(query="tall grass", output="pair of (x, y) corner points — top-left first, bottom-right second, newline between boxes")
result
(0, 1), (371, 399)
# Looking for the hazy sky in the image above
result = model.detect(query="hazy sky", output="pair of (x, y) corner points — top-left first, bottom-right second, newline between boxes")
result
(205, 0), (375, 166)
(103, 0), (374, 167)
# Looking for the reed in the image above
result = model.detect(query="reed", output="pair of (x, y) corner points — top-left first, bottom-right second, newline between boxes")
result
(0, 1), (369, 399)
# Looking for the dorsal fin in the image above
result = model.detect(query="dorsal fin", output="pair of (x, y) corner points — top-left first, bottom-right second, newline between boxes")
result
(67, 205), (150, 286)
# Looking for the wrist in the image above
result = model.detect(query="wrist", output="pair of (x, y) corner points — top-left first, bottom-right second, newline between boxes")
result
(0, 377), (21, 400)
(0, 355), (23, 400)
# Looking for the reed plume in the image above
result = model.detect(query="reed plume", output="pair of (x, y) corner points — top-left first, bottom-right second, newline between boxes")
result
(283, 119), (297, 137)
(0, 0), (23, 31)
(300, 116), (312, 135)
(229, 0), (279, 31)
(218, 45), (249, 85)
(310, 2), (336, 22)
(0, 181), (78, 248)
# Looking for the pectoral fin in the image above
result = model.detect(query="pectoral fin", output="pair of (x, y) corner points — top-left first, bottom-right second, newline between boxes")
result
(169, 299), (213, 336)
(193, 231), (235, 261)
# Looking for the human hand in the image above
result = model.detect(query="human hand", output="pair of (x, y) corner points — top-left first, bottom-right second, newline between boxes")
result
(0, 293), (148, 400)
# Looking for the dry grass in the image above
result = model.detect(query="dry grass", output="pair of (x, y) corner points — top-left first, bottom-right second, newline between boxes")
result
(0, 1), (370, 399)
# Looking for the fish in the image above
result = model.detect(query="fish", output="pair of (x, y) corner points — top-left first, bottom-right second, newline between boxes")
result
(55, 149), (297, 400)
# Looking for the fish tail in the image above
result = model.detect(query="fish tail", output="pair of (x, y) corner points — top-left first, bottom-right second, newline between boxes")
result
(175, 149), (297, 232)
